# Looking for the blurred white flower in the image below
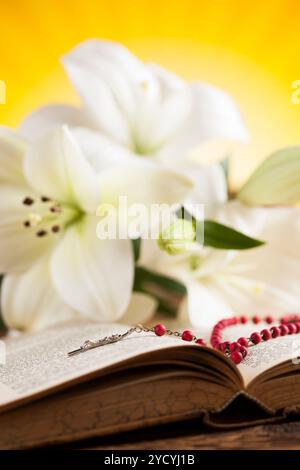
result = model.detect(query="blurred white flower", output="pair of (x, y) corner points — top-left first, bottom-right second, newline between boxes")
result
(140, 201), (300, 330)
(20, 39), (248, 217)
(0, 125), (193, 330)
(238, 146), (300, 205)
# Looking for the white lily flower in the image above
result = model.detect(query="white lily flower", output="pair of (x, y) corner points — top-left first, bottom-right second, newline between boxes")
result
(20, 40), (248, 217)
(0, 125), (193, 330)
(140, 201), (300, 331)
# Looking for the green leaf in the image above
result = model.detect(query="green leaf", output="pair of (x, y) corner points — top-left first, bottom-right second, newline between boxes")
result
(238, 146), (300, 205)
(132, 238), (141, 262)
(199, 220), (265, 250)
(133, 267), (186, 317)
(134, 267), (186, 295)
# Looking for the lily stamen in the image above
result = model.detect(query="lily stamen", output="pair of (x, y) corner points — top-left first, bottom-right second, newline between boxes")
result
(23, 197), (34, 206)
(36, 230), (47, 237)
(22, 191), (78, 239)
(50, 205), (61, 213)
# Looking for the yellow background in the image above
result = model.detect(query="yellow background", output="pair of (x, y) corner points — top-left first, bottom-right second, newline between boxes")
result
(0, 0), (299, 185)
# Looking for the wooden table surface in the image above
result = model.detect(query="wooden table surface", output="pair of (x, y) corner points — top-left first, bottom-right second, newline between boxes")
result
(72, 418), (300, 450)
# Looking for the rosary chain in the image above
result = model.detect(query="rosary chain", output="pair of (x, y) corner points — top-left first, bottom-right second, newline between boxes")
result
(68, 323), (204, 356)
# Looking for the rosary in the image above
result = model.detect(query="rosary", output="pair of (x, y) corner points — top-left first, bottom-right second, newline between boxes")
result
(68, 314), (300, 365)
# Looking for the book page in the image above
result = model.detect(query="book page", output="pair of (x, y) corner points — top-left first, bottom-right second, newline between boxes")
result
(0, 321), (192, 409)
(222, 323), (300, 386)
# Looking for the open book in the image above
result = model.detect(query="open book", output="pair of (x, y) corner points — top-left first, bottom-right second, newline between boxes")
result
(0, 320), (300, 449)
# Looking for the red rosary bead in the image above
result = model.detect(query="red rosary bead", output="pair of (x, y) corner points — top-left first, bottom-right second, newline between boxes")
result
(219, 341), (230, 352)
(261, 329), (272, 341)
(279, 324), (289, 336)
(229, 341), (241, 352)
(237, 337), (248, 347)
(270, 326), (281, 338)
(240, 315), (248, 324)
(229, 342), (240, 352)
(250, 332), (262, 344)
(154, 324), (166, 336)
(238, 345), (248, 358)
(287, 323), (297, 335)
(182, 330), (194, 341)
(231, 350), (243, 364)
(196, 338), (206, 346)
(253, 315), (261, 324)
(265, 315), (273, 324)
(281, 314), (300, 324)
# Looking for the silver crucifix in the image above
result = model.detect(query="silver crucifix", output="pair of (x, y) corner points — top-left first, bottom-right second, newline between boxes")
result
(68, 325), (150, 357)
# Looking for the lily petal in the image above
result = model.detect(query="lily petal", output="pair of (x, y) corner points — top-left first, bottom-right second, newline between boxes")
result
(24, 126), (101, 213)
(71, 127), (139, 173)
(159, 82), (248, 164)
(214, 200), (266, 237)
(191, 82), (248, 145)
(184, 163), (228, 219)
(62, 40), (155, 146)
(213, 202), (300, 317)
(0, 185), (53, 273)
(100, 160), (195, 208)
(51, 216), (134, 321)
(99, 161), (195, 239)
(1, 254), (77, 331)
(134, 64), (192, 152)
(0, 126), (28, 185)
(184, 280), (232, 330)
(20, 104), (88, 141)
(213, 265), (300, 318)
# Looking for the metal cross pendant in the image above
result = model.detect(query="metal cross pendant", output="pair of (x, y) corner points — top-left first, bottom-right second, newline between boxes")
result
(67, 325), (150, 357)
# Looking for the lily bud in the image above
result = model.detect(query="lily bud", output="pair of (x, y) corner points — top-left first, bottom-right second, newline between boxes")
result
(158, 219), (197, 255)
